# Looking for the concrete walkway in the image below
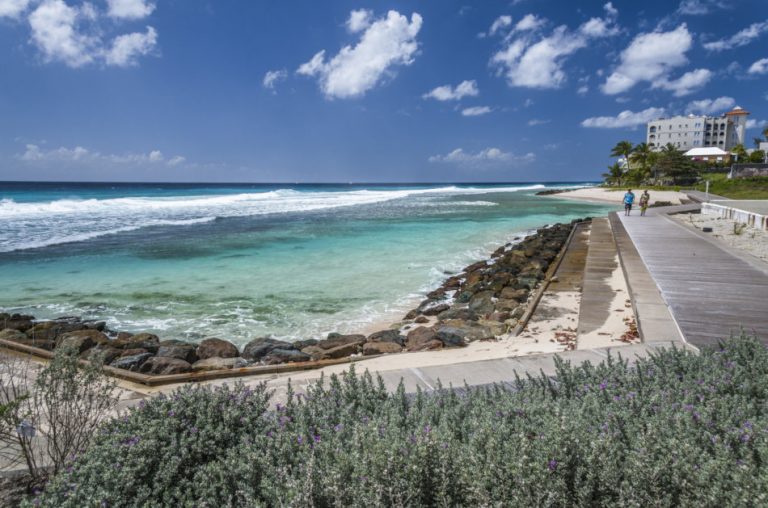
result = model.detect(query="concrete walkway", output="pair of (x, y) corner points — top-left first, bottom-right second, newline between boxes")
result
(616, 207), (768, 347)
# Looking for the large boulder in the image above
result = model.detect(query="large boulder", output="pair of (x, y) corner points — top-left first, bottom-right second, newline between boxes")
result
(262, 349), (311, 365)
(82, 346), (122, 365)
(111, 333), (160, 353)
(421, 303), (450, 317)
(0, 328), (54, 350)
(26, 320), (87, 341)
(58, 329), (110, 354)
(156, 344), (198, 363)
(468, 291), (495, 317)
(366, 329), (405, 346)
(436, 321), (495, 344)
(139, 357), (192, 375)
(363, 341), (402, 356)
(405, 327), (442, 352)
(317, 334), (365, 350)
(196, 338), (239, 359)
(0, 315), (34, 332)
(436, 306), (476, 322)
(318, 342), (362, 360)
(293, 339), (318, 350)
(109, 353), (153, 371)
(191, 357), (248, 371)
(500, 287), (528, 301)
(242, 338), (294, 361)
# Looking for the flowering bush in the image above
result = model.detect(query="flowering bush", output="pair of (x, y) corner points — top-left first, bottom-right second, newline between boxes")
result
(29, 335), (768, 506)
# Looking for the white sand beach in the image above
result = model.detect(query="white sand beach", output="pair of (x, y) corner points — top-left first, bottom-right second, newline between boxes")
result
(550, 187), (689, 206)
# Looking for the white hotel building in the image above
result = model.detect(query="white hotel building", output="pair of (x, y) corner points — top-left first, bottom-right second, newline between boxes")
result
(646, 106), (750, 152)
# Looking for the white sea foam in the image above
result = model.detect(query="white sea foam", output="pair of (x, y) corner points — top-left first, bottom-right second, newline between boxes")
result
(0, 185), (546, 252)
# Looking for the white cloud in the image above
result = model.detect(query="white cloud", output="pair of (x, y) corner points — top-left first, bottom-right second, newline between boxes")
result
(527, 118), (550, 126)
(26, 0), (159, 68)
(0, 0), (31, 18)
(652, 68), (712, 97)
(29, 0), (99, 67)
(489, 15), (512, 36)
(297, 10), (422, 99)
(686, 96), (735, 115)
(461, 106), (492, 116)
(577, 85), (589, 95)
(104, 26), (157, 66)
(491, 4), (618, 89)
(263, 69), (288, 89)
(703, 21), (768, 51)
(422, 80), (478, 101)
(746, 119), (767, 130)
(428, 147), (535, 166)
(514, 14), (545, 33)
(581, 107), (665, 128)
(106, 0), (155, 20)
(602, 24), (692, 95)
(677, 0), (731, 15)
(19, 144), (185, 166)
(748, 58), (768, 75)
(346, 9), (372, 33)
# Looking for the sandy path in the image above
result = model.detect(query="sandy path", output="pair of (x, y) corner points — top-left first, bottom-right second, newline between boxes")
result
(548, 188), (688, 206)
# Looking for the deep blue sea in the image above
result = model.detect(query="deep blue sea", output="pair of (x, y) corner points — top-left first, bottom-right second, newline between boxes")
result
(0, 182), (617, 345)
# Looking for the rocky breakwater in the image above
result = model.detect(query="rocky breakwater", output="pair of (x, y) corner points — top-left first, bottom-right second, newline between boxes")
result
(0, 221), (581, 378)
(399, 221), (580, 350)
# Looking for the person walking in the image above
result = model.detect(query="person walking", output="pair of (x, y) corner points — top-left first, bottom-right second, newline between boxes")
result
(623, 189), (635, 216)
(639, 190), (650, 216)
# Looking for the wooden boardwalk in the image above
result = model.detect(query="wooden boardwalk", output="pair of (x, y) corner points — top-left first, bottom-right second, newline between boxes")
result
(616, 208), (768, 347)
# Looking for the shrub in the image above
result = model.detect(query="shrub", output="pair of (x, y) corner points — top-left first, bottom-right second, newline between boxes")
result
(30, 335), (768, 507)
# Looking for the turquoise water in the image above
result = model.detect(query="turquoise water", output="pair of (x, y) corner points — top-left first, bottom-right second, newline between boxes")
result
(0, 182), (616, 346)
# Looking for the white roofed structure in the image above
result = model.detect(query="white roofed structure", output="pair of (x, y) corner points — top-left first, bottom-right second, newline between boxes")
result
(684, 147), (729, 157)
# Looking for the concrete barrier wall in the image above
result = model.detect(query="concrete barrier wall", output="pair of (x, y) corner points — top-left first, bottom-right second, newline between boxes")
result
(702, 201), (768, 231)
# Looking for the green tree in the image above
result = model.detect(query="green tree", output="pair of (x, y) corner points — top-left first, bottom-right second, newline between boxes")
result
(610, 140), (634, 173)
(656, 144), (698, 184)
(602, 162), (624, 186)
(731, 143), (748, 161)
(629, 142), (653, 183)
(748, 150), (766, 163)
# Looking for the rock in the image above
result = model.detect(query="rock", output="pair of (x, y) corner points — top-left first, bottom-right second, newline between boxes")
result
(406, 327), (442, 352)
(196, 337), (239, 359)
(112, 332), (160, 352)
(404, 309), (419, 320)
(0, 317), (33, 332)
(477, 319), (506, 336)
(489, 311), (511, 322)
(437, 321), (495, 342)
(469, 291), (495, 317)
(158, 339), (189, 346)
(366, 329), (405, 346)
(317, 334), (366, 350)
(437, 306), (477, 322)
(191, 357), (248, 371)
(83, 320), (107, 331)
(494, 298), (520, 312)
(58, 329), (109, 354)
(301, 345), (324, 359)
(516, 276), (539, 290)
(434, 326), (471, 347)
(500, 287), (528, 301)
(262, 348), (311, 364)
(26, 320), (87, 341)
(318, 342), (362, 360)
(109, 353), (153, 371)
(83, 346), (122, 365)
(119, 348), (149, 357)
(421, 303), (450, 316)
(138, 357), (192, 375)
(293, 339), (318, 350)
(363, 341), (402, 356)
(156, 344), (198, 363)
(242, 337), (294, 361)
(0, 328), (28, 342)
(116, 331), (134, 341)
(415, 316), (430, 324)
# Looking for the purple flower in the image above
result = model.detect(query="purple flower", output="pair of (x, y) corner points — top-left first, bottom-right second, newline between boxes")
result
(313, 434), (321, 443)
(168, 410), (175, 417)
(424, 425), (432, 434)
(599, 382), (607, 391)
(334, 424), (343, 432)
(190, 427), (198, 434)
(297, 435), (304, 445)
(548, 459), (558, 472)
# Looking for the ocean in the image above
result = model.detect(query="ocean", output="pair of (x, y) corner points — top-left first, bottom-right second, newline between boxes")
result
(0, 182), (616, 346)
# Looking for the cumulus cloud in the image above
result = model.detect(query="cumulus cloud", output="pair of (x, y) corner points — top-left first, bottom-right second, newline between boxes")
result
(297, 10), (422, 99)
(677, 0), (731, 15)
(346, 9), (372, 33)
(488, 15), (512, 36)
(461, 106), (492, 116)
(422, 80), (478, 101)
(746, 119), (767, 130)
(527, 118), (550, 126)
(491, 3), (618, 89)
(651, 68), (712, 97)
(428, 147), (535, 166)
(581, 107), (665, 129)
(106, 0), (154, 20)
(19, 144), (185, 166)
(104, 26), (157, 66)
(748, 58), (768, 75)
(24, 0), (159, 68)
(602, 24), (692, 95)
(263, 69), (288, 89)
(686, 96), (735, 114)
(703, 21), (768, 51)
(0, 0), (31, 18)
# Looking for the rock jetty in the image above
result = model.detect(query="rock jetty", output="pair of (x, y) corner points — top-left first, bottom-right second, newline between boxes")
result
(0, 221), (581, 378)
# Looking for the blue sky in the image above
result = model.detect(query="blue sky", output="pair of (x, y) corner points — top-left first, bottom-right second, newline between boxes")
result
(0, 0), (767, 183)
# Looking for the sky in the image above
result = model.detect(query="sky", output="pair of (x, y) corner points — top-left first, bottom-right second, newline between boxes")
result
(0, 0), (767, 183)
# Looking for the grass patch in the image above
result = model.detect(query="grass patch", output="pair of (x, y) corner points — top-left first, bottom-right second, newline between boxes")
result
(695, 174), (768, 199)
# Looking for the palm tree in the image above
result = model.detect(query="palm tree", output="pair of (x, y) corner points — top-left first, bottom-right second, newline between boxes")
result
(602, 162), (624, 187)
(630, 142), (652, 182)
(610, 140), (634, 172)
(731, 143), (748, 162)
